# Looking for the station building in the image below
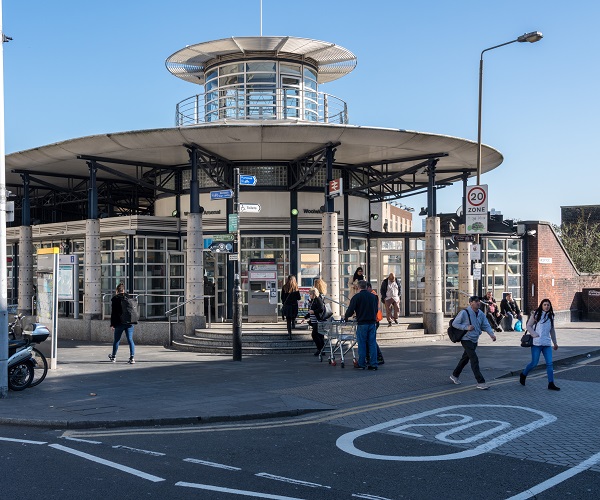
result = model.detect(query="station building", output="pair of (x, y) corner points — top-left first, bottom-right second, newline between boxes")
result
(6, 34), (557, 344)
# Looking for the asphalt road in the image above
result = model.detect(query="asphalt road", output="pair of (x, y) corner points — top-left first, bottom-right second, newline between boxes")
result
(1, 355), (599, 499)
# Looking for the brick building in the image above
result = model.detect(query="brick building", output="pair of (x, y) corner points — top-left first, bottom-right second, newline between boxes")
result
(522, 221), (600, 322)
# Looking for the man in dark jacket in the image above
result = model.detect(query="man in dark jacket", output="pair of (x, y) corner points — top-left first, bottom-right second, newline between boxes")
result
(344, 280), (379, 370)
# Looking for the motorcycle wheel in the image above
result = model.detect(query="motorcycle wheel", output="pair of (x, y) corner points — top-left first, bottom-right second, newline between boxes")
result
(8, 360), (34, 391)
(29, 347), (48, 387)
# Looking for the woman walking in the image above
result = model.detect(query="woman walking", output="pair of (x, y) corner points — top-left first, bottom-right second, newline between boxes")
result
(281, 275), (301, 339)
(519, 298), (560, 390)
(109, 283), (136, 364)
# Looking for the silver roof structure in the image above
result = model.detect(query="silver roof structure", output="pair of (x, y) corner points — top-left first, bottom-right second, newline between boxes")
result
(5, 123), (502, 195)
(165, 36), (358, 84)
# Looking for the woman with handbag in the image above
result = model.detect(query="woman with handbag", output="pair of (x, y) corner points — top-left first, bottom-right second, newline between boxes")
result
(281, 275), (301, 339)
(519, 298), (560, 390)
(301, 287), (325, 356)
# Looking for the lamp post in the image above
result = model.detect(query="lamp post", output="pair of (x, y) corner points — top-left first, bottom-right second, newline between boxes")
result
(473, 31), (543, 297)
(476, 31), (543, 184)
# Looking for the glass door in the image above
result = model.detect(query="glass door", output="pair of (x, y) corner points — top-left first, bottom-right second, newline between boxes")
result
(380, 252), (404, 317)
(299, 252), (321, 288)
(204, 251), (228, 321)
(167, 252), (185, 320)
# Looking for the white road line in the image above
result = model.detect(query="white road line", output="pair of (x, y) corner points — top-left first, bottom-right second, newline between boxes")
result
(0, 436), (47, 445)
(255, 472), (331, 489)
(184, 458), (241, 470)
(62, 437), (102, 444)
(49, 444), (165, 482)
(112, 445), (165, 456)
(505, 450), (600, 500)
(175, 481), (306, 499)
(352, 494), (393, 500)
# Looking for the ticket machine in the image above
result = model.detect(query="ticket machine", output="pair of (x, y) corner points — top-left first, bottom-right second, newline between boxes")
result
(247, 258), (278, 323)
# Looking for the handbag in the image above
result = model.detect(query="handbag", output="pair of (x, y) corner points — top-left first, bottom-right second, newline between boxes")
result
(320, 302), (334, 321)
(520, 333), (533, 348)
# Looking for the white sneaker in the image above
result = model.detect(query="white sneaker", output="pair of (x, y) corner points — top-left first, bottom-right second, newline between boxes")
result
(477, 383), (490, 390)
(449, 375), (461, 385)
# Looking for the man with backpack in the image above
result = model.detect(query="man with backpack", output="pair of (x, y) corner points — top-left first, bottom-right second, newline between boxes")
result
(449, 295), (497, 389)
(109, 282), (138, 364)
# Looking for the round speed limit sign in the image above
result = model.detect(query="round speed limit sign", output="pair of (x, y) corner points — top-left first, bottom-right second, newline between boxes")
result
(466, 185), (488, 212)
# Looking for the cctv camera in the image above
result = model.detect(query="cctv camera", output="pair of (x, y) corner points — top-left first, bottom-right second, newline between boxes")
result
(526, 230), (537, 236)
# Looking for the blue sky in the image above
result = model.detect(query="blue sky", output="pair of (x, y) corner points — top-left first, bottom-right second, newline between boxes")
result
(2, 0), (598, 225)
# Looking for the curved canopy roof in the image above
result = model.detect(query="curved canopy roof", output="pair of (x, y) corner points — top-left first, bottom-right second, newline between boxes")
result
(165, 36), (357, 84)
(6, 123), (502, 204)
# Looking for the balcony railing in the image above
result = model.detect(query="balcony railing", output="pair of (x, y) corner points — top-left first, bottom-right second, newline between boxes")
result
(175, 88), (348, 126)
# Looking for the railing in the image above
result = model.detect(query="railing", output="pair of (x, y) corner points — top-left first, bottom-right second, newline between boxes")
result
(175, 88), (348, 126)
(447, 289), (472, 316)
(100, 293), (186, 321)
(165, 296), (213, 347)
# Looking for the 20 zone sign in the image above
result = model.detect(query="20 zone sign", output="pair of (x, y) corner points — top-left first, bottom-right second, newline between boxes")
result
(467, 185), (488, 214)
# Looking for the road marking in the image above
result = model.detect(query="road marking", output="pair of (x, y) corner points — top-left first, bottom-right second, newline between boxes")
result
(352, 494), (393, 500)
(49, 444), (165, 482)
(505, 450), (600, 500)
(175, 481), (306, 499)
(0, 436), (47, 445)
(184, 458), (241, 470)
(112, 445), (165, 456)
(256, 472), (331, 488)
(62, 437), (102, 444)
(337, 405), (556, 461)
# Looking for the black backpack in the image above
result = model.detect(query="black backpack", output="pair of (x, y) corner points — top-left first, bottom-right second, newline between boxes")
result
(120, 294), (140, 325)
(448, 309), (471, 343)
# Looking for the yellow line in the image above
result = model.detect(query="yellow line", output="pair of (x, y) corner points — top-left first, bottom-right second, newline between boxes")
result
(64, 359), (594, 439)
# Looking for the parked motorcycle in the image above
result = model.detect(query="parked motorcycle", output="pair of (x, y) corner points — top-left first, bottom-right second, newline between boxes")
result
(7, 346), (35, 391)
(8, 314), (50, 387)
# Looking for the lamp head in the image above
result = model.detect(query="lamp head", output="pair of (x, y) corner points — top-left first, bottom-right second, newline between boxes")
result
(518, 31), (543, 43)
(371, 213), (379, 220)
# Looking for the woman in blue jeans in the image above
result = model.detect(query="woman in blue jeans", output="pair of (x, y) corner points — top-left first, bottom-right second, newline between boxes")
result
(520, 298), (559, 390)
(109, 283), (136, 364)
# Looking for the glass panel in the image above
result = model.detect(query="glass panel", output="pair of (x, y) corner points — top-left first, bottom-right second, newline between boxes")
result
(299, 238), (320, 248)
(381, 240), (403, 250)
(247, 62), (276, 72)
(147, 238), (165, 250)
(147, 251), (165, 263)
(487, 239), (505, 251)
(281, 63), (301, 75)
(220, 63), (244, 75)
(350, 239), (367, 251)
(487, 252), (505, 263)
(206, 69), (218, 81)
(101, 240), (111, 251)
(507, 239), (521, 251)
(112, 251), (126, 264)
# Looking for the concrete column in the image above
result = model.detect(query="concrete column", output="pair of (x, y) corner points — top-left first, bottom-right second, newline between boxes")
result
(423, 217), (443, 334)
(458, 223), (473, 309)
(322, 212), (340, 317)
(185, 212), (206, 334)
(18, 225), (34, 315)
(84, 219), (102, 320)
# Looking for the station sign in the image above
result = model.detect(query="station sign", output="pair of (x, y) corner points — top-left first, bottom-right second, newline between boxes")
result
(465, 184), (488, 234)
(228, 214), (238, 232)
(239, 203), (261, 213)
(210, 189), (233, 200)
(212, 234), (235, 241)
(328, 178), (343, 198)
(453, 234), (474, 243)
(239, 175), (257, 186)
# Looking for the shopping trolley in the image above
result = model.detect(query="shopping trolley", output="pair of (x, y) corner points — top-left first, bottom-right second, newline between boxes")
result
(317, 319), (357, 368)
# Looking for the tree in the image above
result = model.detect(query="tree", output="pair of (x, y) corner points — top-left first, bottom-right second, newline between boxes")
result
(558, 212), (600, 273)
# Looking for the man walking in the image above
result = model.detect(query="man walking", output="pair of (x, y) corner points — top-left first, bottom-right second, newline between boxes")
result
(450, 295), (497, 389)
(344, 280), (379, 370)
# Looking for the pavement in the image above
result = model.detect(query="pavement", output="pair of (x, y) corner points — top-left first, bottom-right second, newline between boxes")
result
(1, 322), (599, 430)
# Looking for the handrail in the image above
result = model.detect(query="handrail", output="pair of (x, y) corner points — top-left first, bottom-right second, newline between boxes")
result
(165, 295), (212, 347)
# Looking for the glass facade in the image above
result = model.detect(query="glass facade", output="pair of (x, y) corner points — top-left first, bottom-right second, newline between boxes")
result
(203, 60), (319, 122)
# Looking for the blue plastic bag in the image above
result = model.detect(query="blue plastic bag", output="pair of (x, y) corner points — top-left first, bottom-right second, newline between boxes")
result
(514, 320), (523, 332)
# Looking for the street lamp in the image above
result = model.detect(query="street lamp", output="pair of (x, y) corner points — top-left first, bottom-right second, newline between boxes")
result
(476, 31), (543, 184)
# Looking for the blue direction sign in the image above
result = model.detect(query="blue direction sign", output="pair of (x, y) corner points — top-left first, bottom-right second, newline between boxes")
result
(239, 175), (257, 186)
(210, 189), (233, 200)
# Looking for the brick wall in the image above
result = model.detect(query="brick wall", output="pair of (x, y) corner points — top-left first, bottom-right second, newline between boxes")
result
(524, 221), (600, 322)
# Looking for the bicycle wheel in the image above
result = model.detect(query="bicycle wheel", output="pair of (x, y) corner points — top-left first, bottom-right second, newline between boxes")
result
(29, 347), (48, 387)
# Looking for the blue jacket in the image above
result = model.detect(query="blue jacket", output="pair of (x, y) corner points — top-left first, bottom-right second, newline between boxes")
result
(453, 307), (494, 343)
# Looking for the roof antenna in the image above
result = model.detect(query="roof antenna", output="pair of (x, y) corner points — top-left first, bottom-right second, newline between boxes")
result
(260, 0), (263, 36)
